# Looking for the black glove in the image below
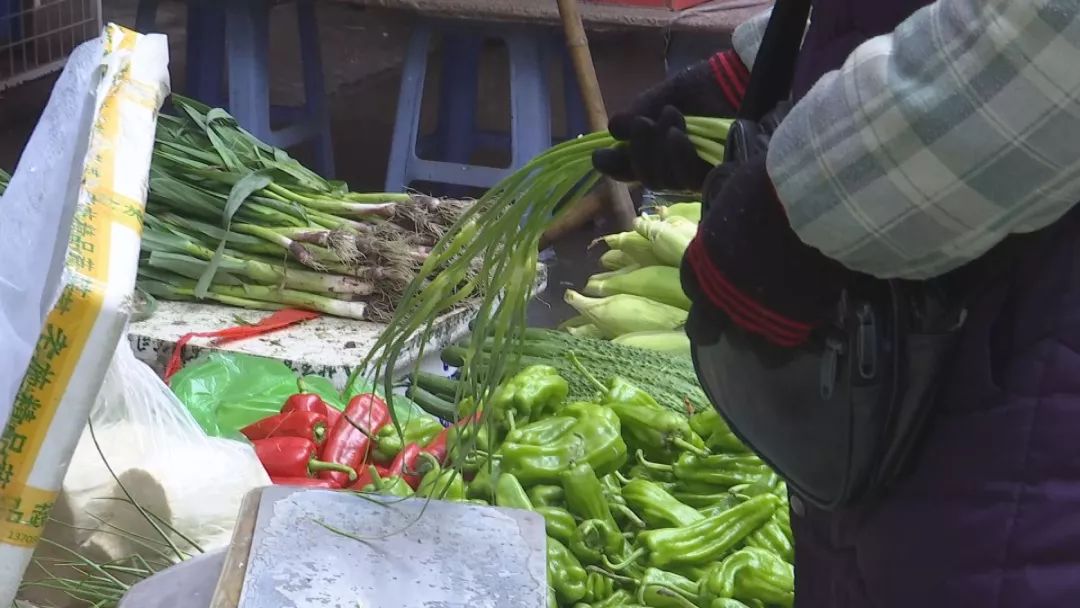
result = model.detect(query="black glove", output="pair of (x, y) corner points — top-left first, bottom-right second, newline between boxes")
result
(682, 156), (851, 348)
(593, 49), (749, 192)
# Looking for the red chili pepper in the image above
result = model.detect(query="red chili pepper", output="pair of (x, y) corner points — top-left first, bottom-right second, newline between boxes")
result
(271, 476), (339, 489)
(242, 411), (329, 444)
(318, 394), (391, 487)
(253, 437), (357, 484)
(281, 392), (331, 417)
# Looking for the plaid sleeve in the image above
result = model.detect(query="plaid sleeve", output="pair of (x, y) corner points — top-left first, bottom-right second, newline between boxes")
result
(766, 0), (1080, 279)
(732, 8), (772, 69)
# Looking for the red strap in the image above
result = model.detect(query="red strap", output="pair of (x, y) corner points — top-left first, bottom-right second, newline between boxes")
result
(164, 308), (321, 383)
(687, 238), (812, 347)
(709, 50), (751, 110)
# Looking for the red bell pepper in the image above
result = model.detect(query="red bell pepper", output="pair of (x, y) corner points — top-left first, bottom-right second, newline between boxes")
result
(242, 410), (330, 444)
(281, 380), (342, 428)
(389, 443), (431, 489)
(422, 413), (479, 464)
(253, 437), (357, 485)
(271, 476), (339, 489)
(282, 392), (329, 416)
(318, 393), (391, 487)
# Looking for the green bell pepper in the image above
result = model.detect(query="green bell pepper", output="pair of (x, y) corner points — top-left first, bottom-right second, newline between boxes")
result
(609, 494), (781, 571)
(574, 589), (633, 608)
(641, 452), (776, 490)
(689, 408), (724, 439)
(637, 567), (700, 608)
(562, 463), (618, 526)
(498, 403), (626, 485)
(584, 571), (616, 604)
(492, 365), (569, 428)
(745, 514), (794, 564)
(635, 565), (695, 604)
(416, 466), (465, 501)
(361, 467), (413, 498)
(494, 472), (534, 511)
(609, 382), (708, 460)
(504, 415), (577, 446)
(528, 484), (565, 507)
(698, 547), (794, 608)
(548, 536), (588, 605)
(467, 455), (502, 501)
(372, 416), (444, 462)
(535, 505), (577, 546)
(621, 479), (703, 529)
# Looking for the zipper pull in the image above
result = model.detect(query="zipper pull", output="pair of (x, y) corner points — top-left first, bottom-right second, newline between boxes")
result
(820, 336), (845, 400)
(856, 304), (877, 380)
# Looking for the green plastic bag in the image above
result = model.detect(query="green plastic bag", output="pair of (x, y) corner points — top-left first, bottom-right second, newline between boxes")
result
(170, 352), (428, 438)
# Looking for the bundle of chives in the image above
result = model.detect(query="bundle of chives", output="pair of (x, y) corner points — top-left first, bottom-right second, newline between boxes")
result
(355, 117), (732, 422)
(141, 96), (475, 321)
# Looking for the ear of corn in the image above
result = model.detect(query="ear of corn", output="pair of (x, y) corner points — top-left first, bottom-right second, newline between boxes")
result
(612, 330), (692, 357)
(599, 231), (663, 267)
(583, 265), (691, 311)
(657, 202), (702, 223)
(634, 216), (697, 267)
(599, 249), (636, 271)
(564, 290), (688, 339)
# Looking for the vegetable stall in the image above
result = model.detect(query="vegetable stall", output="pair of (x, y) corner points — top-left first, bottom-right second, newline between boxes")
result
(4, 68), (796, 606)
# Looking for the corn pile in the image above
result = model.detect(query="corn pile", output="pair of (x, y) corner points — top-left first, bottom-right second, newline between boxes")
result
(563, 203), (702, 357)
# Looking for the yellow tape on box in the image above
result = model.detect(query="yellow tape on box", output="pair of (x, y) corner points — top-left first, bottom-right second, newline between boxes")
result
(0, 24), (168, 604)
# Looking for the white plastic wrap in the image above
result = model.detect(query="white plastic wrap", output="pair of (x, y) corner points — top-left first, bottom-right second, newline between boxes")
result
(19, 337), (270, 608)
(0, 24), (171, 605)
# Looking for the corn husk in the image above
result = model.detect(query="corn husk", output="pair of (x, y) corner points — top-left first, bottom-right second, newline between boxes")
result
(599, 249), (636, 271)
(657, 202), (702, 223)
(596, 231), (662, 267)
(564, 290), (688, 339)
(584, 265), (691, 310)
(634, 216), (697, 267)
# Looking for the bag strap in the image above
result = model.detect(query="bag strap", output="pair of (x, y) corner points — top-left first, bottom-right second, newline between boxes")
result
(736, 0), (812, 121)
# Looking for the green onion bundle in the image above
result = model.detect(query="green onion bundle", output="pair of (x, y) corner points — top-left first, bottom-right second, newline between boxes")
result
(139, 95), (473, 321)
(357, 117), (732, 415)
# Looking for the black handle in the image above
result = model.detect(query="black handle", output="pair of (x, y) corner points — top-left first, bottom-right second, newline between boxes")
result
(736, 0), (812, 122)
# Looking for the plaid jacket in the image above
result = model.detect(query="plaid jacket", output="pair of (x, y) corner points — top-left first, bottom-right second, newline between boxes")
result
(733, 1), (1080, 279)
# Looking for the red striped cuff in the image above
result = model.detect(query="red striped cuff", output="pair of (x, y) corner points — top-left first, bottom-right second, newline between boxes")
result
(686, 237), (813, 347)
(708, 49), (750, 110)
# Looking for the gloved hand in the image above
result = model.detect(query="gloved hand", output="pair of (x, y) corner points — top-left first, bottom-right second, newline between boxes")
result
(592, 49), (749, 191)
(681, 156), (851, 348)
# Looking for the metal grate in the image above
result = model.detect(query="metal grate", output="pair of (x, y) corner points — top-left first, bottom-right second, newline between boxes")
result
(0, 0), (101, 91)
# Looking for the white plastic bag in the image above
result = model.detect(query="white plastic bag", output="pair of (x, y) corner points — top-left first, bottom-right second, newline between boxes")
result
(19, 336), (270, 607)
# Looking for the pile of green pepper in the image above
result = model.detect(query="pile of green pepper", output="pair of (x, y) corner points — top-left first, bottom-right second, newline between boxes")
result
(433, 365), (796, 608)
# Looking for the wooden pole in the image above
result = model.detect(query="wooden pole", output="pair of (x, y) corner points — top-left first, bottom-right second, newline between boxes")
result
(554, 0), (638, 232)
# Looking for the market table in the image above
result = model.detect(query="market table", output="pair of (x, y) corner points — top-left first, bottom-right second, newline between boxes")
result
(338, 0), (770, 33)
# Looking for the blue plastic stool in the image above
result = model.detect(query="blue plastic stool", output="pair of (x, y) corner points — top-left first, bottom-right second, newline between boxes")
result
(385, 19), (589, 193)
(136, 0), (335, 177)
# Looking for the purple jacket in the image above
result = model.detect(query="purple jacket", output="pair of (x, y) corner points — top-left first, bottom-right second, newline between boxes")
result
(789, 2), (1080, 607)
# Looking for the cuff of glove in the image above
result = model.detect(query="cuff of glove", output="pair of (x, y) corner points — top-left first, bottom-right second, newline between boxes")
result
(685, 237), (815, 348)
(707, 49), (750, 111)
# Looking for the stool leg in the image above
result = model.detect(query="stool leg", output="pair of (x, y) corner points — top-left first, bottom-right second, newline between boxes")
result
(506, 29), (551, 169)
(435, 34), (482, 165)
(296, 0), (334, 177)
(135, 0), (159, 33)
(186, 0), (226, 107)
(385, 21), (433, 192)
(226, 0), (272, 140)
